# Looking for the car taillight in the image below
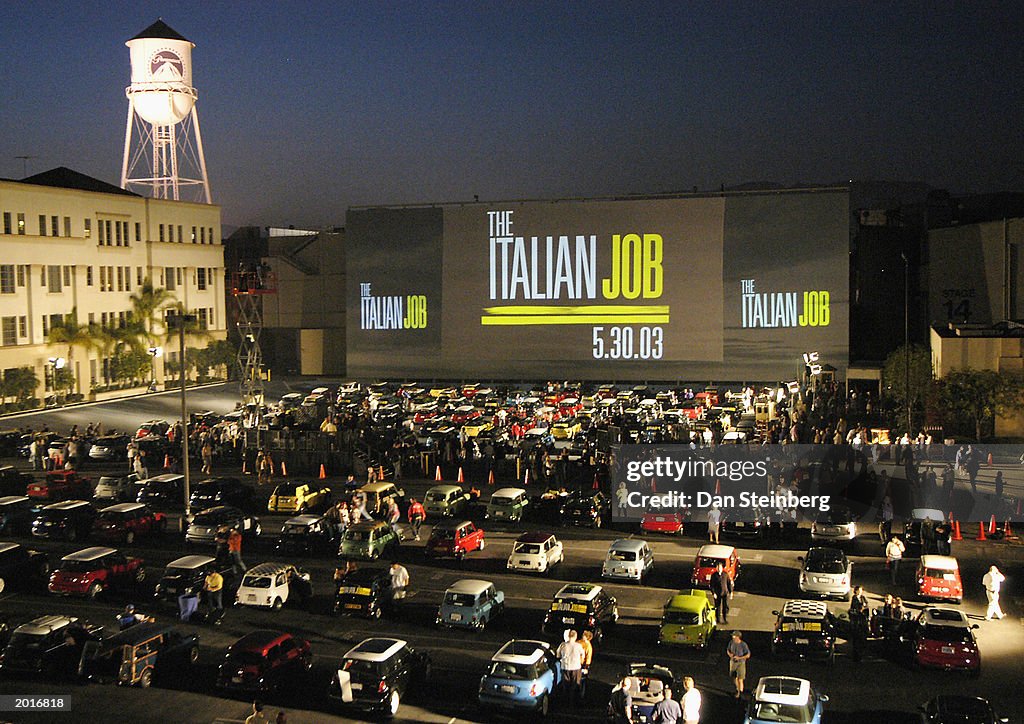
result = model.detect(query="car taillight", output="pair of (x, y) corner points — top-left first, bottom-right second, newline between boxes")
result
(840, 576), (848, 585)
(378, 680), (388, 693)
(800, 573), (807, 584)
(529, 683), (538, 696)
(588, 616), (595, 627)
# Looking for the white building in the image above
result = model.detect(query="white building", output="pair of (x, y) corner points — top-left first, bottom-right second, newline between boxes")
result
(0, 167), (225, 402)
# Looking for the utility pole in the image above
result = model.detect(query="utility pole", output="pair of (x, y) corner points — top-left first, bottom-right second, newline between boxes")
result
(902, 251), (911, 434)
(168, 312), (197, 523)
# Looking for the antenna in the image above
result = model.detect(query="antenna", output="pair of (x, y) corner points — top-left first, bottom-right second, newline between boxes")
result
(14, 155), (36, 177)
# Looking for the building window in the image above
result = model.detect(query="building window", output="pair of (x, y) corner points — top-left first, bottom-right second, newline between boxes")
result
(64, 216), (71, 237)
(191, 226), (197, 243)
(84, 218), (91, 238)
(115, 221), (122, 246)
(116, 266), (124, 292)
(100, 312), (108, 327)
(169, 225), (175, 243)
(47, 265), (62, 293)
(159, 224), (165, 242)
(39, 215), (46, 236)
(118, 311), (126, 329)
(98, 266), (106, 291)
(136, 267), (143, 287)
(63, 266), (72, 287)
(200, 227), (206, 244)
(2, 212), (10, 234)
(177, 268), (183, 286)
(51, 216), (59, 237)
(124, 266), (131, 291)
(106, 220), (113, 246)
(16, 266), (25, 287)
(1, 317), (16, 346)
(86, 266), (93, 286)
(135, 222), (141, 242)
(165, 266), (176, 291)
(177, 225), (183, 244)
(17, 214), (25, 234)
(0, 266), (14, 294)
(98, 220), (105, 245)
(197, 308), (208, 330)
(18, 316), (26, 338)
(197, 267), (207, 290)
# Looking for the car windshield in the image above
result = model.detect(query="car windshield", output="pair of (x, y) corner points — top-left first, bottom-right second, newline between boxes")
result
(7, 632), (45, 654)
(923, 625), (973, 643)
(806, 555), (846, 574)
(97, 511), (129, 522)
(698, 557), (725, 568)
(444, 592), (477, 606)
(924, 568), (958, 580)
(487, 661), (538, 680)
(60, 560), (100, 573)
(280, 524), (308, 535)
(492, 497), (515, 507)
(344, 530), (368, 542)
(97, 477), (122, 487)
(148, 480), (175, 490)
(750, 701), (814, 722)
(193, 512), (229, 525)
(163, 567), (194, 580)
(241, 575), (272, 588)
(513, 542), (541, 555)
(343, 659), (381, 677)
(227, 651), (266, 668)
(36, 511), (67, 522)
(817, 510), (852, 524)
(664, 611), (700, 625)
(425, 492), (446, 502)
(274, 484), (298, 496)
(608, 550), (637, 562)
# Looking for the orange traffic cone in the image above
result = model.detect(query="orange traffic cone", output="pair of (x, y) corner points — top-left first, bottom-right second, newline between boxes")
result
(378, 465), (385, 480)
(1004, 520), (1014, 537)
(435, 466), (443, 482)
(242, 459), (248, 474)
(977, 521), (987, 541)
(714, 478), (721, 495)
(280, 460), (288, 477)
(989, 515), (997, 535)
(488, 469), (495, 486)
(592, 474), (599, 491)
(987, 453), (993, 466)
(651, 477), (657, 493)
(952, 519), (962, 541)
(458, 467), (465, 483)
(319, 464), (327, 479)
(163, 454), (171, 470)
(523, 468), (530, 486)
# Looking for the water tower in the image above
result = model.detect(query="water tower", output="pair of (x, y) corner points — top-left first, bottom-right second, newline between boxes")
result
(120, 19), (211, 202)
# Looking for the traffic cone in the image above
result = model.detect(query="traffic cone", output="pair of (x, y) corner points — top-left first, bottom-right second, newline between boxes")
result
(651, 477), (657, 493)
(458, 467), (465, 483)
(952, 519), (962, 541)
(524, 468), (530, 486)
(488, 469), (495, 486)
(977, 522), (987, 541)
(280, 460), (287, 477)
(242, 459), (248, 474)
(989, 515), (997, 535)
(714, 478), (721, 495)
(378, 465), (385, 480)
(319, 464), (327, 479)
(592, 474), (599, 491)
(1003, 520), (1013, 537)
(163, 454), (171, 470)
(435, 466), (443, 482)
(987, 453), (993, 466)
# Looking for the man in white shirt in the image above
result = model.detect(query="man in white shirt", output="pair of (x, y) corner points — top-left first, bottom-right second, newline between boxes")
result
(885, 534), (905, 585)
(681, 676), (701, 723)
(556, 629), (584, 703)
(707, 505), (721, 544)
(983, 565), (1006, 620)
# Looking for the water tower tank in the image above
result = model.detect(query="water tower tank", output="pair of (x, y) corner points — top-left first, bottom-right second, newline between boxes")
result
(125, 19), (196, 126)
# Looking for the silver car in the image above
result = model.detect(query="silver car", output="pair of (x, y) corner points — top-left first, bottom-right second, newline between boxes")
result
(810, 507), (857, 542)
(798, 547), (851, 600)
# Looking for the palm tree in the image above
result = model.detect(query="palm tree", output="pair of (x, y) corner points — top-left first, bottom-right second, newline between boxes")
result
(163, 303), (212, 382)
(47, 308), (95, 394)
(129, 277), (175, 350)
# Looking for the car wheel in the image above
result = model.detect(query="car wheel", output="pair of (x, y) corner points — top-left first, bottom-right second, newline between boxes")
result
(369, 549), (380, 560)
(125, 531), (135, 545)
(387, 690), (401, 717)
(455, 549), (465, 562)
(372, 606), (381, 620)
(0, 578), (5, 594)
(538, 693), (549, 717)
(135, 568), (146, 585)
(139, 668), (153, 688)
(88, 583), (103, 599)
(188, 646), (200, 665)
(272, 597), (283, 611)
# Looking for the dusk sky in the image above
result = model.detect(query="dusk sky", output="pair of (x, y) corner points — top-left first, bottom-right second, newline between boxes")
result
(1, 1), (1021, 228)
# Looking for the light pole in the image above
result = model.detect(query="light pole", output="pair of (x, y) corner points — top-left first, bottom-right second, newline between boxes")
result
(147, 346), (162, 392)
(902, 251), (911, 435)
(47, 356), (66, 406)
(166, 313), (196, 524)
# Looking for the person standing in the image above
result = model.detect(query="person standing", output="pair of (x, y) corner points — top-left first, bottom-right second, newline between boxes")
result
(879, 496), (893, 543)
(228, 527), (246, 576)
(709, 562), (733, 624)
(244, 701), (267, 724)
(204, 567), (224, 618)
(983, 565), (1005, 620)
(652, 685), (682, 724)
(387, 499), (402, 537)
(941, 463), (955, 505)
(579, 629), (594, 699)
(201, 439), (214, 475)
(556, 629), (584, 703)
(390, 561), (409, 602)
(680, 677), (701, 724)
(707, 504), (721, 543)
(407, 497), (425, 541)
(848, 585), (869, 660)
(885, 534), (905, 586)
(608, 676), (633, 724)
(727, 631), (750, 699)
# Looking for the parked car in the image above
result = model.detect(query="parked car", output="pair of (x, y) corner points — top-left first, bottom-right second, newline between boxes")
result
(185, 506), (261, 545)
(423, 484), (470, 518)
(478, 639), (560, 716)
(437, 579), (504, 630)
(602, 538), (654, 583)
(0, 465), (32, 496)
(622, 662), (678, 724)
(26, 470), (92, 503)
(0, 431), (21, 458)
(0, 615), (102, 677)
(560, 490), (610, 528)
(0, 541), (50, 593)
(189, 477), (254, 510)
(88, 434), (131, 462)
(135, 473), (185, 507)
(898, 606), (980, 676)
(216, 630), (312, 695)
(93, 474), (140, 503)
(722, 507), (779, 542)
(810, 506), (858, 543)
(93, 503), (166, 544)
(154, 554), (235, 604)
(236, 562), (312, 610)
(135, 420), (170, 438)
(771, 600), (838, 665)
(507, 531), (564, 575)
(328, 637), (431, 718)
(339, 520), (399, 560)
(266, 481), (331, 514)
(334, 567), (393, 618)
(691, 544), (741, 588)
(658, 588), (717, 649)
(31, 500), (97, 541)
(798, 547), (852, 601)
(357, 481), (406, 517)
(0, 495), (35, 535)
(641, 509), (684, 536)
(744, 676), (828, 724)
(425, 519), (485, 561)
(916, 555), (963, 604)
(542, 582), (618, 645)
(918, 695), (1009, 724)
(48, 546), (145, 599)
(486, 487), (529, 523)
(275, 514), (338, 556)
(904, 508), (951, 555)
(78, 621), (199, 687)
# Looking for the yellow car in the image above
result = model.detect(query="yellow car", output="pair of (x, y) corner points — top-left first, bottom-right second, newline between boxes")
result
(267, 481), (332, 513)
(551, 420), (582, 440)
(658, 589), (717, 650)
(462, 419), (494, 438)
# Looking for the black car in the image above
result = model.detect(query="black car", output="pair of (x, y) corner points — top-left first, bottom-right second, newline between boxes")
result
(275, 514), (338, 556)
(0, 542), (50, 593)
(31, 500), (97, 542)
(560, 490), (611, 528)
(88, 434), (131, 462)
(919, 695), (1009, 724)
(0, 430), (21, 458)
(78, 621), (200, 687)
(216, 630), (313, 695)
(770, 599), (837, 664)
(334, 567), (393, 618)
(328, 637), (431, 717)
(136, 473), (185, 507)
(542, 583), (619, 646)
(0, 615), (102, 677)
(0, 495), (36, 535)
(722, 506), (780, 542)
(154, 554), (236, 604)
(189, 477), (254, 510)
(0, 466), (31, 496)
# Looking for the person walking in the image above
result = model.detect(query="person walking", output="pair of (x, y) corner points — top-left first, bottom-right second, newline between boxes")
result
(652, 685), (682, 724)
(556, 629), (584, 703)
(407, 497), (426, 541)
(387, 499), (402, 537)
(201, 439), (214, 475)
(879, 496), (893, 543)
(228, 527), (246, 576)
(680, 676), (701, 724)
(983, 565), (1006, 620)
(727, 631), (750, 699)
(390, 561), (409, 603)
(204, 567), (224, 617)
(709, 561), (733, 624)
(885, 534), (905, 586)
(707, 504), (721, 543)
(608, 676), (633, 724)
(579, 629), (594, 699)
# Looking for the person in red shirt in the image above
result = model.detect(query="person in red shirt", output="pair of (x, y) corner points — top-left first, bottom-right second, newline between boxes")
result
(227, 527), (246, 575)
(407, 497), (426, 541)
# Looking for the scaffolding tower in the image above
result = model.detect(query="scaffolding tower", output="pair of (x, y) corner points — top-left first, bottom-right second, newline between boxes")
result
(231, 268), (277, 435)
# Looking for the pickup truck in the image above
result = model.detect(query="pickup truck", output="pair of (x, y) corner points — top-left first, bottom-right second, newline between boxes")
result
(26, 471), (93, 502)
